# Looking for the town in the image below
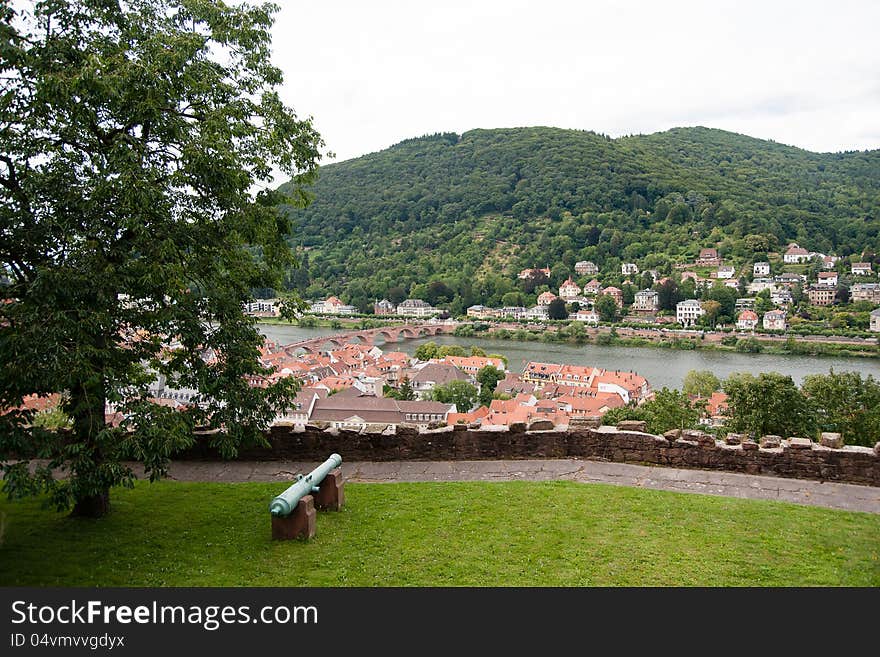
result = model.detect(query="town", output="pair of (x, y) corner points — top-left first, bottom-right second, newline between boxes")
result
(246, 243), (880, 336)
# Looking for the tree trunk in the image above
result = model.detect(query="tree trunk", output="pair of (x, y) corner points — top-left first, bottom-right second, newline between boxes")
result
(70, 490), (111, 518)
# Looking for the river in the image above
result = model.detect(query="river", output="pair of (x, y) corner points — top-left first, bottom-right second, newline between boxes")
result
(257, 322), (880, 390)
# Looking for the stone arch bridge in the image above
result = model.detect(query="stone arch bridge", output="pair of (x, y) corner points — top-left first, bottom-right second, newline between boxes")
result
(283, 323), (454, 355)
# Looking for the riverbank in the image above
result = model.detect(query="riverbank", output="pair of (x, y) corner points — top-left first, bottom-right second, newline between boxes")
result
(460, 323), (880, 359)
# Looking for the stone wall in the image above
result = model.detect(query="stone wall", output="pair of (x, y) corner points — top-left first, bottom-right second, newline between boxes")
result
(180, 424), (880, 487)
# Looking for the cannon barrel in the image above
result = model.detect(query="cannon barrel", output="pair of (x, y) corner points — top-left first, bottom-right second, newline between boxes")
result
(269, 453), (342, 517)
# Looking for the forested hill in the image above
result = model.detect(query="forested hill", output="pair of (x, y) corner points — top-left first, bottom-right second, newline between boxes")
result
(278, 126), (880, 314)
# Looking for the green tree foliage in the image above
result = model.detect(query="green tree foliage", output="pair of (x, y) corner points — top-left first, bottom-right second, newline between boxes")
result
(722, 373), (815, 438)
(594, 295), (618, 322)
(603, 389), (702, 434)
(414, 342), (440, 361)
(547, 297), (568, 320)
(800, 371), (880, 447)
(430, 380), (478, 413)
(386, 376), (416, 401)
(0, 1), (323, 516)
(476, 366), (505, 407)
(682, 370), (721, 398)
(655, 279), (682, 312)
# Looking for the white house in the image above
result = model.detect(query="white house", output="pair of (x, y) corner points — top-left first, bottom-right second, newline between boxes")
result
(852, 262), (873, 276)
(676, 299), (704, 327)
(771, 289), (794, 305)
(575, 261), (599, 276)
(870, 308), (880, 333)
(748, 278), (776, 294)
(621, 263), (639, 275)
(763, 310), (787, 331)
(784, 244), (810, 264)
(753, 262), (771, 277)
(396, 299), (439, 317)
(736, 310), (758, 330)
(817, 271), (838, 287)
(525, 305), (549, 320)
(558, 277), (582, 300)
(571, 309), (599, 324)
(632, 289), (659, 313)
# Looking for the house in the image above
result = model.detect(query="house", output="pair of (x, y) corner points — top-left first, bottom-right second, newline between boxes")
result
(498, 306), (528, 320)
(621, 263), (639, 275)
(699, 391), (729, 427)
(735, 298), (755, 310)
(748, 278), (776, 294)
(807, 285), (836, 306)
(467, 304), (496, 319)
(571, 309), (599, 323)
(555, 393), (625, 422)
(440, 355), (506, 375)
(537, 291), (558, 306)
(309, 396), (455, 429)
(575, 261), (599, 276)
(852, 262), (873, 276)
(676, 299), (704, 327)
(558, 277), (582, 300)
(396, 299), (439, 317)
(736, 310), (759, 330)
(784, 243), (810, 263)
(409, 362), (471, 399)
(753, 262), (771, 276)
(696, 248), (721, 266)
(763, 310), (787, 331)
(310, 296), (356, 315)
(775, 273), (805, 286)
(817, 271), (838, 287)
(601, 286), (623, 307)
(851, 283), (880, 304)
(373, 299), (396, 315)
(525, 305), (549, 320)
(243, 298), (280, 317)
(870, 308), (880, 332)
(715, 266), (735, 279)
(582, 279), (602, 295)
(518, 267), (551, 280)
(632, 289), (659, 313)
(822, 255), (839, 270)
(770, 289), (793, 305)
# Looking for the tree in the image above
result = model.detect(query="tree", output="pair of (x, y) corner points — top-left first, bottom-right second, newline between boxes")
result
(603, 388), (702, 434)
(682, 370), (721, 398)
(547, 297), (569, 320)
(801, 371), (880, 447)
(655, 279), (681, 311)
(414, 342), (440, 361)
(397, 377), (416, 401)
(594, 294), (618, 322)
(430, 380), (478, 413)
(0, 1), (323, 516)
(476, 366), (505, 407)
(722, 373), (815, 438)
(700, 300), (722, 328)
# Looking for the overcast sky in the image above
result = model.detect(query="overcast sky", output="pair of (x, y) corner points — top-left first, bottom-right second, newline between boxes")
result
(271, 0), (880, 164)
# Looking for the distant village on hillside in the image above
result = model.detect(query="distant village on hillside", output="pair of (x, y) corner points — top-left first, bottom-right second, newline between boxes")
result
(246, 243), (880, 334)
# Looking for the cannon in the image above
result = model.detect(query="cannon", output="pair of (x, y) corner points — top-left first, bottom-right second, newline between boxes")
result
(269, 454), (344, 540)
(270, 453), (343, 516)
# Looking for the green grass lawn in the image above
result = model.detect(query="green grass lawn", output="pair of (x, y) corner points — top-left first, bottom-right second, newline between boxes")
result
(1, 481), (878, 586)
